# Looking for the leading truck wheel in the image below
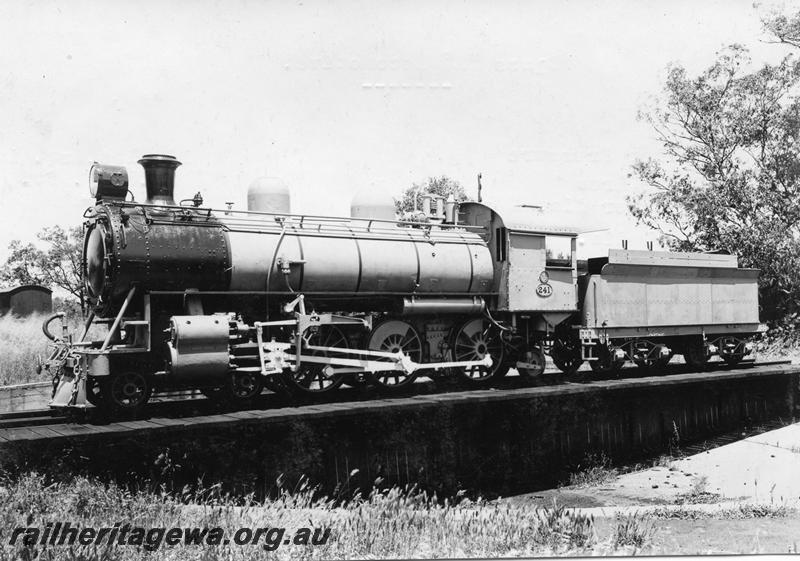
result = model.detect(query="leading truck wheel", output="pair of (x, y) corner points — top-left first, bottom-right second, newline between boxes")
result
(452, 319), (509, 383)
(85, 376), (102, 406)
(366, 320), (422, 390)
(227, 371), (264, 400)
(202, 371), (265, 403)
(102, 372), (151, 413)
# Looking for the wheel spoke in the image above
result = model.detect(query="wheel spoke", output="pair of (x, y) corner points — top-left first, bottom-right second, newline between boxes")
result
(366, 320), (421, 389)
(290, 327), (347, 393)
(452, 319), (506, 382)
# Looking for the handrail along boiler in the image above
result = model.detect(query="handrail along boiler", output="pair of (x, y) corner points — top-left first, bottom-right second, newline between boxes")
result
(40, 154), (764, 412)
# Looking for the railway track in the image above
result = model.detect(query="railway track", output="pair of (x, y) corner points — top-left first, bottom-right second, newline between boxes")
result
(0, 358), (791, 431)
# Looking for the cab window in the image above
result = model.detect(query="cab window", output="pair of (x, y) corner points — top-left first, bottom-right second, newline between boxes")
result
(495, 227), (508, 261)
(545, 235), (572, 267)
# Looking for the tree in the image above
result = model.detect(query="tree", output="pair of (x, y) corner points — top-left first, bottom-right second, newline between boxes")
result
(0, 226), (86, 315)
(628, 45), (800, 320)
(763, 10), (800, 48)
(395, 176), (469, 216)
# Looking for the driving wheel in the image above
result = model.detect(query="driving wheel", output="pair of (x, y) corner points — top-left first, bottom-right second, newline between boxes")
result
(451, 318), (509, 383)
(285, 325), (348, 394)
(366, 320), (421, 390)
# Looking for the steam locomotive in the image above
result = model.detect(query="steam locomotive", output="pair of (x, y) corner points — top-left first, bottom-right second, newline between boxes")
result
(42, 154), (764, 413)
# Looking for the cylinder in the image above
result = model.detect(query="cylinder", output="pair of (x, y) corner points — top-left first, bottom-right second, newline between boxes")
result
(139, 154), (181, 205)
(167, 315), (231, 381)
(399, 297), (486, 316)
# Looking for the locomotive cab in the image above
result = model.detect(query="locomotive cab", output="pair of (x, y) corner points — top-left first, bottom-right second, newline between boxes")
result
(460, 202), (579, 320)
(458, 201), (583, 376)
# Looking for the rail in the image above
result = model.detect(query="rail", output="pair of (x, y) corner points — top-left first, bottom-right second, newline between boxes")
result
(0, 359), (792, 430)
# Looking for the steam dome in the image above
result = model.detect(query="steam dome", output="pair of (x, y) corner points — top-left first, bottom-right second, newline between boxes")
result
(350, 190), (396, 221)
(247, 177), (291, 214)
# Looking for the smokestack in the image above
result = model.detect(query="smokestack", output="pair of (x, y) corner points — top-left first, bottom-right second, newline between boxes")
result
(138, 154), (181, 205)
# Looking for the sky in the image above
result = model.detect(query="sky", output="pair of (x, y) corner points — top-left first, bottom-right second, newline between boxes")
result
(0, 0), (797, 262)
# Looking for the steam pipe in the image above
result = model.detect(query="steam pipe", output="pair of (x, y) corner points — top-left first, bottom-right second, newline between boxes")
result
(400, 297), (485, 316)
(79, 311), (96, 342)
(100, 286), (136, 351)
(42, 312), (65, 342)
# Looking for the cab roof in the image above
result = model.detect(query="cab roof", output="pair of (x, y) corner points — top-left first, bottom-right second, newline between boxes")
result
(461, 201), (582, 236)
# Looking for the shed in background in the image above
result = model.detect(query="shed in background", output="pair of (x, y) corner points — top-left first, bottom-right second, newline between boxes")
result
(0, 285), (52, 316)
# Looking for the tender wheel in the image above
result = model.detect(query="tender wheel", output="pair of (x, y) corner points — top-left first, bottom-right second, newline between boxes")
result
(723, 355), (743, 366)
(588, 346), (623, 375)
(102, 371), (151, 412)
(551, 336), (583, 374)
(683, 338), (710, 368)
(366, 320), (422, 389)
(590, 360), (622, 374)
(718, 336), (745, 366)
(452, 319), (509, 383)
(656, 350), (675, 368)
(517, 346), (546, 379)
(285, 326), (348, 394)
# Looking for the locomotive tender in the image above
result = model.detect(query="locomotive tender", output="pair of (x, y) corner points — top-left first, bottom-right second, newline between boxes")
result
(42, 154), (764, 412)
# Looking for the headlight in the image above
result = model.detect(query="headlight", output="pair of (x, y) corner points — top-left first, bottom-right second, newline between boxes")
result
(89, 163), (128, 201)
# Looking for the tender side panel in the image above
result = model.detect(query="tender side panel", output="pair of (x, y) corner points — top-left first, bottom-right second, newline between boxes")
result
(607, 249), (739, 268)
(645, 279), (712, 326)
(582, 263), (760, 329)
(711, 277), (760, 324)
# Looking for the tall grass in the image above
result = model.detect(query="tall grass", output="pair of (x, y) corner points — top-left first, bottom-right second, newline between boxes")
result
(0, 313), (100, 386)
(0, 313), (54, 386)
(0, 473), (656, 559)
(613, 512), (656, 550)
(568, 453), (618, 488)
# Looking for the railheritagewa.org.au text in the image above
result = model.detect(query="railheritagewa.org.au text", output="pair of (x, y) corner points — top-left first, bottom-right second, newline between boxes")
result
(8, 522), (332, 551)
